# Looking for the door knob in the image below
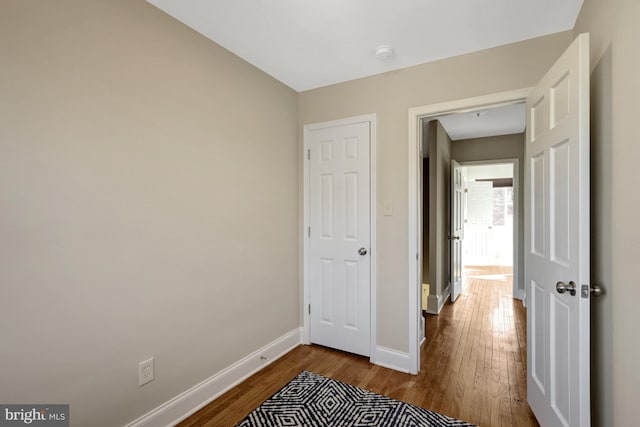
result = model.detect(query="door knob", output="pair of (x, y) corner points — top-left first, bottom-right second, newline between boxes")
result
(556, 281), (577, 296)
(590, 284), (603, 297)
(447, 235), (460, 240)
(358, 247), (368, 256)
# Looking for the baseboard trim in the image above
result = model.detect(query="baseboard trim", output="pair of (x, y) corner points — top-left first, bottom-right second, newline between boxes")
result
(439, 286), (451, 313)
(125, 328), (302, 427)
(426, 294), (439, 314)
(426, 286), (451, 315)
(372, 346), (410, 373)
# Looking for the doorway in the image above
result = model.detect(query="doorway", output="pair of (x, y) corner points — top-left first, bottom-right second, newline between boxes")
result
(409, 34), (591, 426)
(461, 161), (519, 300)
(419, 112), (523, 316)
(408, 88), (529, 374)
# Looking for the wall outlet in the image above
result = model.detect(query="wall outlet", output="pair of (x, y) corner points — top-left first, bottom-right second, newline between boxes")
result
(138, 357), (154, 386)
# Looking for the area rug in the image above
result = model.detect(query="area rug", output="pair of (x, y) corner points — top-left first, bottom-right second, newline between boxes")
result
(236, 371), (476, 426)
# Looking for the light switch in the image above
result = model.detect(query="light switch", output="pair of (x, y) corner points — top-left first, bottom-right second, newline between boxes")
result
(383, 199), (393, 216)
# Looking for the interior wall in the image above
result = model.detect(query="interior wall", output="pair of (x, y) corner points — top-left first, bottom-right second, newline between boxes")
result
(428, 121), (452, 309)
(451, 133), (525, 295)
(574, 0), (640, 425)
(422, 159), (430, 285)
(299, 31), (574, 352)
(0, 1), (299, 426)
(3, 0), (631, 424)
(464, 164), (514, 180)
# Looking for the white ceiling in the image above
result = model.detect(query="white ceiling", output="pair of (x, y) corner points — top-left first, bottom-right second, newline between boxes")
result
(146, 0), (583, 91)
(438, 102), (526, 141)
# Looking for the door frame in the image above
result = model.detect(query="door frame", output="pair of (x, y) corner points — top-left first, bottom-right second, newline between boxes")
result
(302, 113), (377, 360)
(459, 158), (521, 300)
(407, 88), (531, 374)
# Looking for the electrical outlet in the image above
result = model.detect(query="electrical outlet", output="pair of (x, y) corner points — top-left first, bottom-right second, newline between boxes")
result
(138, 357), (154, 386)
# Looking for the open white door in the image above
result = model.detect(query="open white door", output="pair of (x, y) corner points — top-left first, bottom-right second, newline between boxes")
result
(525, 33), (590, 426)
(307, 120), (371, 357)
(465, 180), (494, 265)
(450, 160), (464, 302)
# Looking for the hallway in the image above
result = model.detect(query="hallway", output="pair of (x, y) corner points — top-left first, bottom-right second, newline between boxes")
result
(421, 265), (537, 425)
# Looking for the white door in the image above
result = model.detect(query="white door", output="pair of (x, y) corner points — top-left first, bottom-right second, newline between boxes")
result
(525, 33), (590, 427)
(450, 160), (464, 302)
(308, 121), (371, 357)
(465, 181), (494, 265)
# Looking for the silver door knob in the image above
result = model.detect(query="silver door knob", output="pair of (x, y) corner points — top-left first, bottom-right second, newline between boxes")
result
(556, 281), (577, 296)
(591, 284), (603, 297)
(358, 247), (368, 256)
(447, 235), (460, 240)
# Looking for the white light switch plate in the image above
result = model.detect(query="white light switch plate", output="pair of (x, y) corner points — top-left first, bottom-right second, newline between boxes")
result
(383, 199), (393, 216)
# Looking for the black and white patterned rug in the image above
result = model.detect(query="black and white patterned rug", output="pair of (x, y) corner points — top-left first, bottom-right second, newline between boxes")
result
(236, 371), (476, 426)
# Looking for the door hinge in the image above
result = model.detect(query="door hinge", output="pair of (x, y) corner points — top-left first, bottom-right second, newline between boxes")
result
(307, 149), (310, 160)
(307, 227), (311, 237)
(464, 188), (468, 193)
(308, 304), (311, 314)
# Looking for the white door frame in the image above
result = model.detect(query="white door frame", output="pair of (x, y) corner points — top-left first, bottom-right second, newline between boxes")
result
(407, 88), (531, 374)
(459, 158), (521, 300)
(302, 113), (377, 359)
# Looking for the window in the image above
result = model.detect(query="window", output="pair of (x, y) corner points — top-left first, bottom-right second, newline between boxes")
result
(493, 187), (513, 226)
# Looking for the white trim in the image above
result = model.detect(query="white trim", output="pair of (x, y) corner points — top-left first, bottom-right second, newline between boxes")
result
(302, 114), (377, 359)
(370, 118), (378, 359)
(125, 328), (302, 427)
(440, 286), (451, 312)
(425, 286), (452, 314)
(425, 294), (440, 314)
(408, 88), (532, 375)
(372, 346), (411, 373)
(459, 158), (522, 300)
(512, 159), (523, 300)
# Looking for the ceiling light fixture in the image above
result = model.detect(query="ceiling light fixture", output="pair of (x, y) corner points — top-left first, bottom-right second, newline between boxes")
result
(374, 45), (394, 61)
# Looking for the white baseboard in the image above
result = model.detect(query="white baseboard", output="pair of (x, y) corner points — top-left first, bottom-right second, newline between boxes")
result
(439, 286), (451, 313)
(125, 328), (302, 427)
(426, 294), (439, 314)
(372, 346), (410, 373)
(426, 286), (451, 315)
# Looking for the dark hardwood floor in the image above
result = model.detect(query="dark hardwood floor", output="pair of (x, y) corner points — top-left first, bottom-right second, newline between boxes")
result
(179, 265), (538, 427)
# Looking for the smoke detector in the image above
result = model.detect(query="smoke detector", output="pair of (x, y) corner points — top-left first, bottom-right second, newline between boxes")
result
(374, 45), (395, 61)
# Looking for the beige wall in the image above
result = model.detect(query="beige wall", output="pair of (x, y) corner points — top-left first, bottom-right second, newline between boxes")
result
(0, 1), (299, 426)
(428, 121), (452, 307)
(3, 0), (636, 424)
(574, 0), (640, 425)
(422, 158), (430, 285)
(451, 133), (524, 163)
(299, 31), (573, 352)
(451, 133), (525, 296)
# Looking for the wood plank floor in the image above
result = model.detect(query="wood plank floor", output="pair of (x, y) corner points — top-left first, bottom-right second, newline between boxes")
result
(179, 265), (538, 427)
